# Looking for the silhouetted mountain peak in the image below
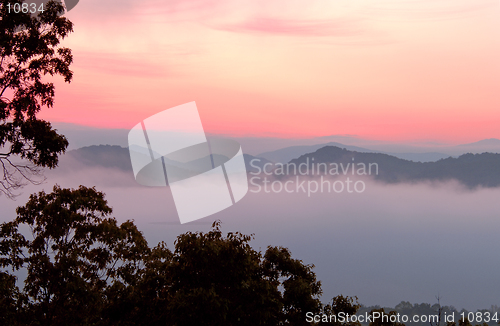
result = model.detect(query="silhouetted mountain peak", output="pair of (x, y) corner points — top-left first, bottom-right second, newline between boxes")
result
(289, 146), (500, 188)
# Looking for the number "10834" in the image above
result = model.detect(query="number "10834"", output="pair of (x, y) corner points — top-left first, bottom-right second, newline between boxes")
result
(7, 2), (44, 14)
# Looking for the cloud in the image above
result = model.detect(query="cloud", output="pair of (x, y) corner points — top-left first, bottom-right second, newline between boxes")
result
(80, 54), (157, 76)
(362, 0), (499, 21)
(73, 52), (174, 78)
(212, 16), (364, 37)
(136, 0), (227, 17)
(68, 0), (229, 22)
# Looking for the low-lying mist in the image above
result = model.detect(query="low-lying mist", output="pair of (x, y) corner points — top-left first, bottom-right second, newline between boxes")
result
(1, 165), (499, 311)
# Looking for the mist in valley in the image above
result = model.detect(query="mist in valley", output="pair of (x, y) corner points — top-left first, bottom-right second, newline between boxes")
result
(1, 161), (499, 311)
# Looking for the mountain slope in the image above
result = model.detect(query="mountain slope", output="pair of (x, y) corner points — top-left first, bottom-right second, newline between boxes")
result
(258, 141), (452, 163)
(258, 142), (376, 163)
(288, 146), (500, 187)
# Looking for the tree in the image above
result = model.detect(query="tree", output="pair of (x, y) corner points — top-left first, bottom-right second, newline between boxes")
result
(0, 0), (73, 198)
(369, 308), (405, 326)
(0, 185), (150, 325)
(1, 186), (335, 325)
(321, 295), (361, 326)
(263, 245), (323, 325)
(165, 225), (285, 326)
(0, 270), (22, 325)
(116, 222), (323, 326)
(430, 296), (444, 326)
(102, 241), (174, 326)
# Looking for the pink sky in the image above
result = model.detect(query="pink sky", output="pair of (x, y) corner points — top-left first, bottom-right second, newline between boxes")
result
(39, 0), (500, 143)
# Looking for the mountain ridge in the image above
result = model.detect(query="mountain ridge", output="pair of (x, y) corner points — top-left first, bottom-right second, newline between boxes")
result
(58, 144), (500, 188)
(287, 146), (500, 188)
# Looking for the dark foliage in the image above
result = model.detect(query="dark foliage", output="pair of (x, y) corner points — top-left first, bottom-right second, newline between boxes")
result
(0, 186), (343, 325)
(0, 0), (73, 198)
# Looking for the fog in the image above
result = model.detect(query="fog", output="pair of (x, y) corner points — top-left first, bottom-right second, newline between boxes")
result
(1, 166), (499, 311)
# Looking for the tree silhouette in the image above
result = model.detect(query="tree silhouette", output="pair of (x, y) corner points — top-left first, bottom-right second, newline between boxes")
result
(0, 185), (149, 325)
(0, 0), (73, 198)
(321, 295), (361, 326)
(107, 222), (324, 325)
(0, 186), (339, 325)
(369, 308), (405, 326)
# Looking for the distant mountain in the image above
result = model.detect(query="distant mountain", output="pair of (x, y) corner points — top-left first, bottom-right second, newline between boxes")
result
(60, 145), (272, 177)
(60, 145), (133, 171)
(457, 138), (500, 147)
(309, 137), (500, 156)
(287, 146), (500, 188)
(451, 138), (500, 155)
(385, 152), (451, 162)
(258, 142), (376, 163)
(58, 145), (500, 188)
(258, 142), (451, 163)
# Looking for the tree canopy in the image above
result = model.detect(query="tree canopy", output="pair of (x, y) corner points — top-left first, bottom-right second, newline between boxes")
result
(0, 0), (73, 198)
(0, 185), (356, 325)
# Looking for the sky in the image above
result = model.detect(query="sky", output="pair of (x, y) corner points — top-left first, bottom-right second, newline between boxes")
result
(37, 0), (500, 143)
(4, 0), (500, 310)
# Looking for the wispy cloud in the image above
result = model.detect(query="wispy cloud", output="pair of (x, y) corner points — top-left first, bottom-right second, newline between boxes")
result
(71, 42), (203, 78)
(74, 52), (170, 77)
(137, 0), (227, 17)
(362, 0), (499, 21)
(70, 0), (231, 22)
(212, 16), (364, 37)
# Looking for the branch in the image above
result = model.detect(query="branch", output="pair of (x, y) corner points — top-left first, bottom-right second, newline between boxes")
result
(0, 156), (46, 199)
